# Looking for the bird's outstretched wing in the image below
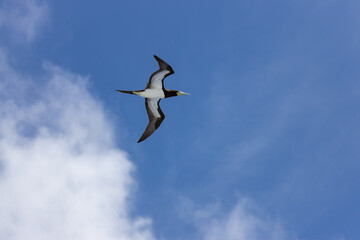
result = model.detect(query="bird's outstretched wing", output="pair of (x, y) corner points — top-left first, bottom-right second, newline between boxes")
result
(138, 98), (165, 143)
(146, 55), (174, 90)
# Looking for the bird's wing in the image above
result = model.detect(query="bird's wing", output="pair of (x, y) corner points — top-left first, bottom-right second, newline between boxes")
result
(138, 98), (165, 143)
(146, 55), (174, 90)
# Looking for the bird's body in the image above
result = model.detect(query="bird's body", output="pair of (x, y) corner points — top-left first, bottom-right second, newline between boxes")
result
(135, 89), (165, 98)
(116, 55), (189, 143)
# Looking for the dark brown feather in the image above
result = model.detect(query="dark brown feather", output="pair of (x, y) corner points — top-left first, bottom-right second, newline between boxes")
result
(146, 55), (174, 89)
(137, 98), (165, 143)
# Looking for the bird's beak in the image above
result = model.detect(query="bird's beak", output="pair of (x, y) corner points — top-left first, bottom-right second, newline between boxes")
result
(178, 91), (190, 96)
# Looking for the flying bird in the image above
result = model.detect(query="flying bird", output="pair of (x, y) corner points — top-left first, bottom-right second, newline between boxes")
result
(116, 55), (189, 143)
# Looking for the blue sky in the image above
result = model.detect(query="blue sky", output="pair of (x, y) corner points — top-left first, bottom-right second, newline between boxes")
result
(1, 0), (360, 240)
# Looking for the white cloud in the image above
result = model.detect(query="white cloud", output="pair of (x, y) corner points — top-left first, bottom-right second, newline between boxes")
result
(0, 0), (48, 42)
(0, 50), (155, 240)
(180, 198), (295, 240)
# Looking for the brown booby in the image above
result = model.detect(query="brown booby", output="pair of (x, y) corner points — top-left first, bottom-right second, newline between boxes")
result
(116, 55), (189, 143)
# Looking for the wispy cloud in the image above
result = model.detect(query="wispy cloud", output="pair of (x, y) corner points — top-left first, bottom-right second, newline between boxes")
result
(0, 0), (48, 42)
(0, 50), (155, 240)
(180, 197), (296, 240)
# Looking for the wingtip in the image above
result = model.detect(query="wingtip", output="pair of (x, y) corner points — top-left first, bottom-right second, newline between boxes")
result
(137, 135), (145, 143)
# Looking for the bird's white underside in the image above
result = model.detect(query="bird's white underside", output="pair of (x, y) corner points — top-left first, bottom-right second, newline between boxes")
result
(148, 70), (170, 89)
(147, 98), (161, 118)
(137, 89), (165, 98)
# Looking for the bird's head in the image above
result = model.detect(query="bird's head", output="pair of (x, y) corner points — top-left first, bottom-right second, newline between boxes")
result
(165, 90), (190, 98)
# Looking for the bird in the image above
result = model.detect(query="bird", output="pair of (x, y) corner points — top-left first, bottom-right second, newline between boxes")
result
(116, 55), (189, 143)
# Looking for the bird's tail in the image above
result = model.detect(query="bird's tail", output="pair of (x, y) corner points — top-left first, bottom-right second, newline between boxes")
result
(116, 90), (136, 95)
